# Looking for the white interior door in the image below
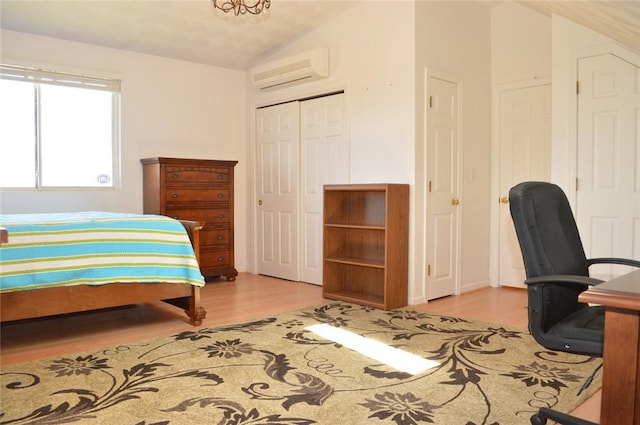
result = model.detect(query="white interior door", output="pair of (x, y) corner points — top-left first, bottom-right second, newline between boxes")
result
(256, 101), (300, 281)
(497, 83), (551, 287)
(300, 93), (347, 285)
(576, 53), (640, 279)
(426, 76), (460, 300)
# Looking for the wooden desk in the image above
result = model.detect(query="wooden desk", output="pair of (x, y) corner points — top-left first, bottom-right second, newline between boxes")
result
(579, 269), (640, 425)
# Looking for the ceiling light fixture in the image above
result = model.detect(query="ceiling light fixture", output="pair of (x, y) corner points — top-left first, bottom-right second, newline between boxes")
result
(212, 0), (270, 16)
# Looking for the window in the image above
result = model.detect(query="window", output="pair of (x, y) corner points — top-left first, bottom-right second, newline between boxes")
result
(0, 64), (121, 189)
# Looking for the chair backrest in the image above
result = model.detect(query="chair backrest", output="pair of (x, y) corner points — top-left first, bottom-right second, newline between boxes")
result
(508, 181), (589, 279)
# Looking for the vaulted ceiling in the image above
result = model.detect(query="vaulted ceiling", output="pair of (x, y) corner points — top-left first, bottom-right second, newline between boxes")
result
(1, 1), (638, 70)
(520, 0), (640, 53)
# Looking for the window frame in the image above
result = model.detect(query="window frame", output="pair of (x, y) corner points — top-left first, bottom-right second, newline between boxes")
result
(0, 63), (121, 191)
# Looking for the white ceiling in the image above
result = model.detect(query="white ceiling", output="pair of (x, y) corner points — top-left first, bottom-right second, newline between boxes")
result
(0, 0), (358, 70)
(1, 1), (639, 71)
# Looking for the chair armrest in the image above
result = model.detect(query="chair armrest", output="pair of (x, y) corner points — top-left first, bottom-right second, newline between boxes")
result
(587, 257), (640, 268)
(524, 274), (603, 286)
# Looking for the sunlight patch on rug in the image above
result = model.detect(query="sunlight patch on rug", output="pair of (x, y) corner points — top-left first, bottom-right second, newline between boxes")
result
(307, 323), (440, 375)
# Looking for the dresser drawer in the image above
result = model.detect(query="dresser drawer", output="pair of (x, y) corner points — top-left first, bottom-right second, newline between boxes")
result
(165, 188), (230, 203)
(201, 229), (231, 246)
(165, 208), (231, 224)
(200, 249), (232, 268)
(165, 166), (229, 184)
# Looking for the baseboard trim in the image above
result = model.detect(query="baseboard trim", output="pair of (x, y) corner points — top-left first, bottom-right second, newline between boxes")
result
(460, 280), (491, 294)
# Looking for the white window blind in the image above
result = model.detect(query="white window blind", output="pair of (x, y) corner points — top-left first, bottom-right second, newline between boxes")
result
(0, 64), (120, 92)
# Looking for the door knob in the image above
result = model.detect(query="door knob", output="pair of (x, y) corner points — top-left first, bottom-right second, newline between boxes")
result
(500, 197), (509, 204)
(451, 198), (460, 206)
(258, 200), (263, 206)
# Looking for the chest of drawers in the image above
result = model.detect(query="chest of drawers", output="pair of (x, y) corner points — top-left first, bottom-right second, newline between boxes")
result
(141, 157), (238, 281)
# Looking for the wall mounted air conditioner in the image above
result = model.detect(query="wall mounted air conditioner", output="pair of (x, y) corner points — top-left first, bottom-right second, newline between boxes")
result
(251, 47), (329, 91)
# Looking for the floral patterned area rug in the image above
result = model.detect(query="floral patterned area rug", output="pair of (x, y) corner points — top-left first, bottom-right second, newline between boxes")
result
(1, 303), (601, 425)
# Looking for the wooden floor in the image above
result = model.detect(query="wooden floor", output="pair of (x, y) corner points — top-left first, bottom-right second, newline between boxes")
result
(0, 272), (599, 423)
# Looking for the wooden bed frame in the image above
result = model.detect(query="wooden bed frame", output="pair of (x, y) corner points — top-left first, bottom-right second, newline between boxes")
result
(0, 220), (207, 326)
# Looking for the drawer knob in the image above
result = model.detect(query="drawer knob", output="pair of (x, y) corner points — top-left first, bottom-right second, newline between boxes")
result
(217, 174), (224, 179)
(217, 256), (225, 262)
(217, 193), (224, 198)
(217, 235), (224, 240)
(171, 193), (178, 198)
(171, 173), (178, 179)
(218, 214), (225, 219)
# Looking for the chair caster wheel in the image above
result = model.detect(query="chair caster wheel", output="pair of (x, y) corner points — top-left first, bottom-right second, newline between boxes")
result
(530, 413), (547, 425)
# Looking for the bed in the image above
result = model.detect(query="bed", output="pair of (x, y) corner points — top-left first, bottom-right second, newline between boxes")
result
(0, 212), (207, 326)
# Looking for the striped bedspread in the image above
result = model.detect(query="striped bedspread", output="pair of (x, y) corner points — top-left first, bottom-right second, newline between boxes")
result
(0, 212), (205, 293)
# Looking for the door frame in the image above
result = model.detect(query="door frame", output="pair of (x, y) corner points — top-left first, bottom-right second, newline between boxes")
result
(489, 77), (551, 288)
(421, 68), (463, 301)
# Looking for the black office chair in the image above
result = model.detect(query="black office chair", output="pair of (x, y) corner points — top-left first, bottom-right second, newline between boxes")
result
(508, 181), (640, 425)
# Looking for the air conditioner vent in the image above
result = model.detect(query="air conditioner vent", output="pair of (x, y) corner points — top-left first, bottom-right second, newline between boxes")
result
(251, 47), (329, 90)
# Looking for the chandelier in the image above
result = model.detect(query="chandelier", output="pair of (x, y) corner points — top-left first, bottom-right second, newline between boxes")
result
(212, 0), (271, 16)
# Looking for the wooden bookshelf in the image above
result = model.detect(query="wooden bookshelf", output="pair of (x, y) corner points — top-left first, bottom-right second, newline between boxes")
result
(323, 184), (409, 310)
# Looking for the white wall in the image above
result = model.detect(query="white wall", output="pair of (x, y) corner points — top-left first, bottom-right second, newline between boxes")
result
(249, 1), (416, 184)
(246, 2), (417, 288)
(491, 2), (551, 86)
(491, 2), (551, 85)
(415, 1), (493, 297)
(247, 1), (493, 302)
(0, 29), (251, 272)
(489, 3), (551, 286)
